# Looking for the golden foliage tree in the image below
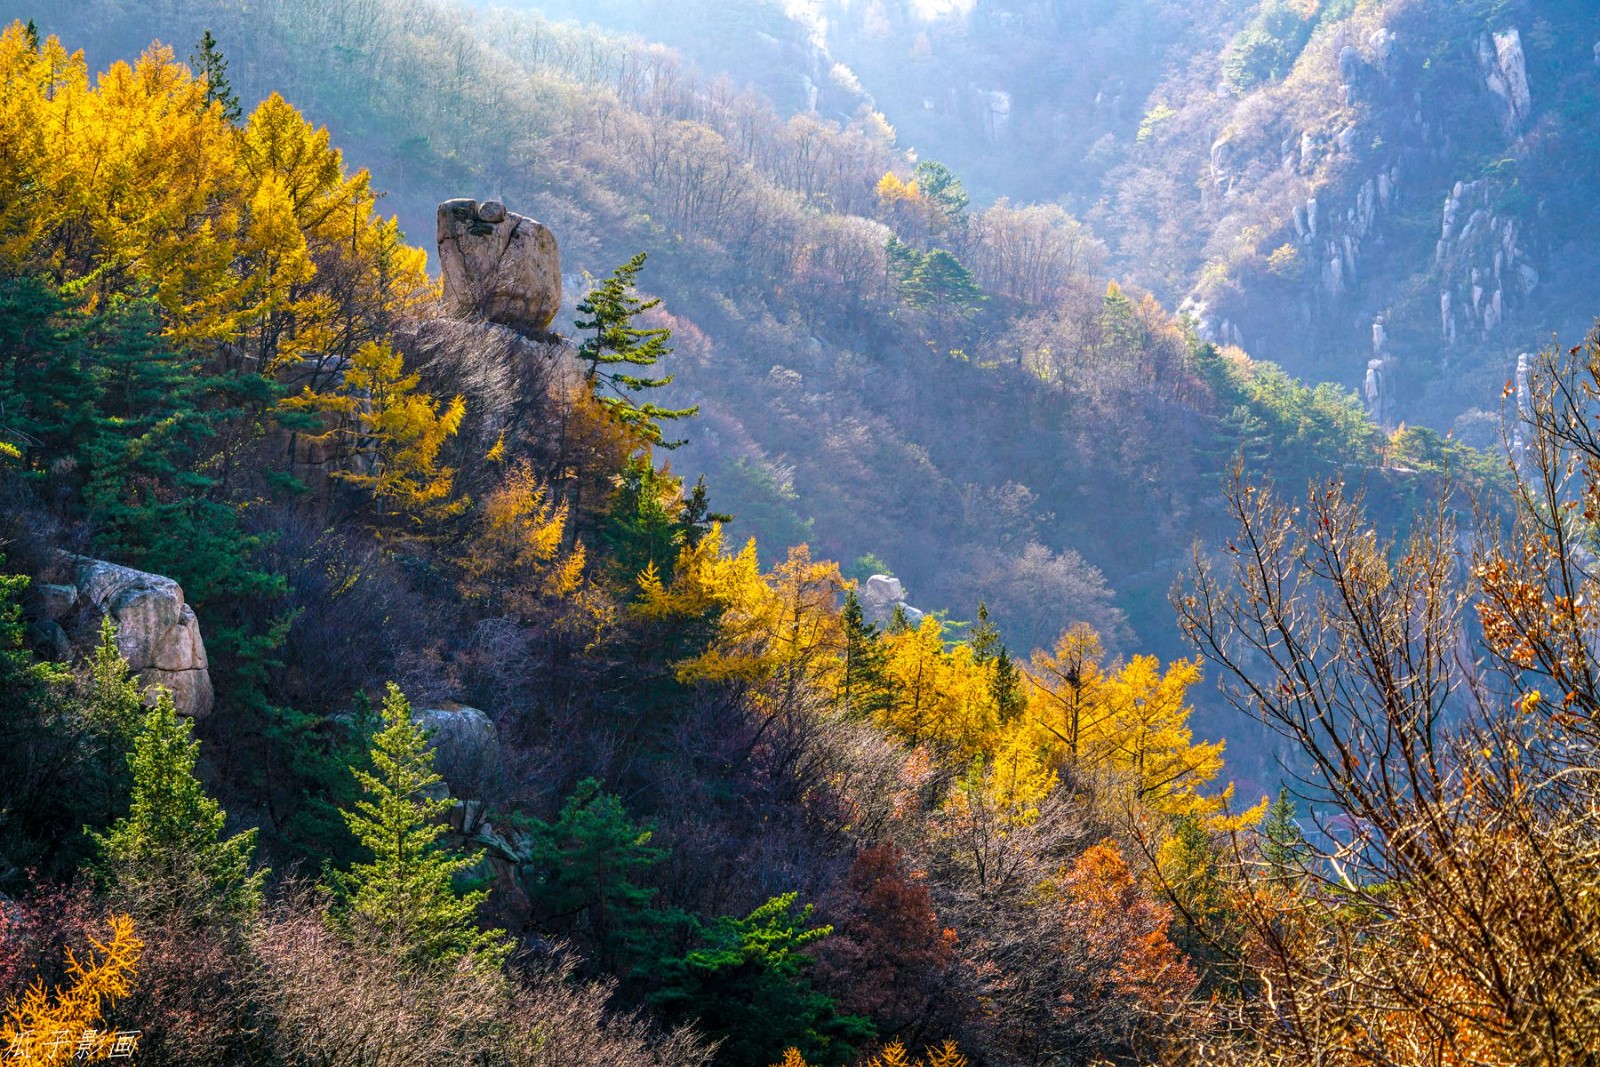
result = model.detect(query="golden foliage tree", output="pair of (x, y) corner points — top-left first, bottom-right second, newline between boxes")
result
(457, 458), (588, 618)
(285, 340), (466, 524)
(0, 24), (444, 515)
(1027, 627), (1227, 818)
(638, 529), (847, 709)
(0, 915), (142, 1064)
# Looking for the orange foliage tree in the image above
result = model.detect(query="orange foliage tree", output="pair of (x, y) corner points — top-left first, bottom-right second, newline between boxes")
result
(1057, 841), (1196, 1050)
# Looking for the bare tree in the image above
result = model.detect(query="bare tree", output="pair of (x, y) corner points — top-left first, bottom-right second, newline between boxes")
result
(1172, 392), (1600, 1066)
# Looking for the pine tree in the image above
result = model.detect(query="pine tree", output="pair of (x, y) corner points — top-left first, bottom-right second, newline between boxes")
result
(650, 893), (874, 1066)
(92, 691), (264, 925)
(336, 683), (508, 967)
(908, 249), (983, 316)
(22, 19), (37, 52)
(81, 619), (143, 829)
(528, 778), (683, 971)
(991, 646), (1024, 723)
(911, 160), (969, 224)
(840, 591), (892, 719)
(970, 603), (1024, 723)
(0, 563), (74, 883)
(575, 253), (698, 448)
(0, 275), (97, 467)
(190, 30), (242, 123)
(886, 237), (922, 296)
(80, 293), (209, 517)
(1157, 815), (1240, 989)
(1260, 786), (1310, 876)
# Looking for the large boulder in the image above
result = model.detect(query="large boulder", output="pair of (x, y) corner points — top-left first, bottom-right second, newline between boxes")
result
(411, 704), (500, 798)
(60, 558), (214, 717)
(859, 573), (925, 629)
(437, 198), (561, 334)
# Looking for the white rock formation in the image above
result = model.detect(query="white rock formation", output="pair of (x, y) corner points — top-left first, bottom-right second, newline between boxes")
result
(860, 574), (925, 629)
(1480, 29), (1532, 135)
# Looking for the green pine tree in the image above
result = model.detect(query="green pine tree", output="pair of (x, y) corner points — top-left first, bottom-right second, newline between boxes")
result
(91, 689), (264, 925)
(970, 603), (1024, 723)
(603, 457), (689, 582)
(190, 30), (242, 123)
(81, 619), (144, 830)
(911, 159), (969, 224)
(991, 645), (1025, 723)
(886, 236), (922, 297)
(0, 275), (97, 468)
(23, 18), (38, 52)
(575, 253), (698, 448)
(529, 778), (688, 971)
(908, 249), (984, 316)
(1261, 785), (1311, 876)
(1159, 814), (1243, 993)
(0, 564), (74, 885)
(335, 682), (508, 968)
(649, 893), (874, 1066)
(841, 591), (892, 720)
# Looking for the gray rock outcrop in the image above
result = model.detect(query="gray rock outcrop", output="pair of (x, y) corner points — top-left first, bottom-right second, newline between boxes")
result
(1434, 179), (1533, 343)
(437, 198), (561, 334)
(403, 708), (527, 924)
(411, 704), (500, 798)
(38, 558), (215, 717)
(1480, 29), (1532, 136)
(860, 574), (925, 629)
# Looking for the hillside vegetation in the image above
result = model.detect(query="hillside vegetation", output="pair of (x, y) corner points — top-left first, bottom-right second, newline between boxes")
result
(3, 5), (1596, 1067)
(22, 0), (1493, 679)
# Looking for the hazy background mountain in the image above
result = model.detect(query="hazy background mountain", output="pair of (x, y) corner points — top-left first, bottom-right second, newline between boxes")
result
(524, 0), (1600, 420)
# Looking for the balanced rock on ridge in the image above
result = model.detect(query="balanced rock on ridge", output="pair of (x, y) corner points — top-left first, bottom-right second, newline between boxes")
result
(437, 197), (561, 334)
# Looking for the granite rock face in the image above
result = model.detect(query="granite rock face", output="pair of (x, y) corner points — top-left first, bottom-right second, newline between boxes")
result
(61, 558), (214, 717)
(437, 198), (561, 334)
(410, 704), (501, 798)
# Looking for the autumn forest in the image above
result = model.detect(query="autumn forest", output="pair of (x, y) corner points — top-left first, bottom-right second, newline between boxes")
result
(2, 1), (1600, 1065)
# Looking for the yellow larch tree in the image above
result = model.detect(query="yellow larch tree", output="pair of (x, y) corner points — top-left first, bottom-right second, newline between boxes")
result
(284, 339), (466, 524)
(0, 914), (142, 1065)
(876, 618), (997, 758)
(0, 31), (244, 330)
(0, 26), (78, 264)
(457, 458), (586, 617)
(983, 717), (1058, 827)
(1026, 623), (1114, 758)
(641, 530), (847, 709)
(234, 92), (433, 378)
(0, 25), (448, 520)
(1085, 654), (1225, 818)
(1027, 627), (1228, 818)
